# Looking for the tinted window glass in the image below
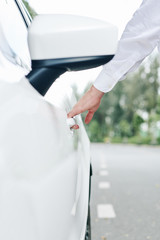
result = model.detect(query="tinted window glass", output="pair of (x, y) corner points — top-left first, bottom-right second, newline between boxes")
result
(0, 0), (31, 71)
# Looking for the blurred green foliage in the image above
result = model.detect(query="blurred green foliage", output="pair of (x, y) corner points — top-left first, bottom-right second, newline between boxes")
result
(73, 54), (160, 145)
(22, 0), (37, 19)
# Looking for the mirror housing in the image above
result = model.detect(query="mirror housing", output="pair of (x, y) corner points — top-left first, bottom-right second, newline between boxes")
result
(28, 14), (118, 60)
(27, 14), (118, 95)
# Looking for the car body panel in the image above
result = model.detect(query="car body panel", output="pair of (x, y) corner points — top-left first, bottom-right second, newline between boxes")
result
(0, 1), (91, 239)
(28, 14), (118, 60)
(0, 77), (90, 240)
(0, 0), (117, 239)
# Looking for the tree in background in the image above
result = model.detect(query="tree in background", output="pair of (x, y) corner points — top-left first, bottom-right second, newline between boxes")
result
(22, 0), (37, 19)
(74, 54), (160, 144)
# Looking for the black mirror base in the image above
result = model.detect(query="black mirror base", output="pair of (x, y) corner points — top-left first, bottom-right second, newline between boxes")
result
(27, 55), (114, 96)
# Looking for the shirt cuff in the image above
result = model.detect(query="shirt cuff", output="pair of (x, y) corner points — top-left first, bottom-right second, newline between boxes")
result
(93, 70), (118, 93)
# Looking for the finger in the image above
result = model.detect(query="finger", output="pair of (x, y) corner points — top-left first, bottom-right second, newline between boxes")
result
(85, 111), (94, 124)
(67, 106), (82, 118)
(70, 124), (79, 130)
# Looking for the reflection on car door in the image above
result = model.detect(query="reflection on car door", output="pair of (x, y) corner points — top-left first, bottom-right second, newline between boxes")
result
(0, 1), (90, 240)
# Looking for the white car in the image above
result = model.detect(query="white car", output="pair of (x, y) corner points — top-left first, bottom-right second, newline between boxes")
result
(0, 1), (118, 240)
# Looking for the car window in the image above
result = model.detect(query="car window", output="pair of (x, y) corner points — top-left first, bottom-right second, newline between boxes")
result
(0, 0), (31, 72)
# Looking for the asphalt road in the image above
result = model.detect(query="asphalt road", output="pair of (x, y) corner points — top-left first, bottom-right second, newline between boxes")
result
(90, 143), (160, 240)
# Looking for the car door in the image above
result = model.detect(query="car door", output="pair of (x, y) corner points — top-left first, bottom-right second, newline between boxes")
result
(0, 1), (90, 240)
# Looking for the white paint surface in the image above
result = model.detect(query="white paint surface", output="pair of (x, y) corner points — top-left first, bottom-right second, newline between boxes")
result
(0, 77), (91, 240)
(28, 14), (118, 60)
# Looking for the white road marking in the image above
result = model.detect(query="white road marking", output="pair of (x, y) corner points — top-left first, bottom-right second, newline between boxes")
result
(100, 163), (107, 169)
(99, 181), (110, 189)
(99, 170), (109, 176)
(97, 204), (116, 218)
(100, 156), (107, 165)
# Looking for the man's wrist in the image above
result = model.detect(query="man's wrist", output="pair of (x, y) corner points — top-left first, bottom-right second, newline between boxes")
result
(90, 85), (104, 99)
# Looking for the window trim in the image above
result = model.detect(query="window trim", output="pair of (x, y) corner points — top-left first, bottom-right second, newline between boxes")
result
(14, 0), (32, 28)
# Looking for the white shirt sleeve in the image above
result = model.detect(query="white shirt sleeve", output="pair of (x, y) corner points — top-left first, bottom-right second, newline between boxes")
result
(94, 0), (160, 93)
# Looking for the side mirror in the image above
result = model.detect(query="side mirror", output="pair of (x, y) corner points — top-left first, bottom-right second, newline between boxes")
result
(27, 14), (118, 95)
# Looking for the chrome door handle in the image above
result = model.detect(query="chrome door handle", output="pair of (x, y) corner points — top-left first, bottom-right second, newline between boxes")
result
(66, 118), (76, 129)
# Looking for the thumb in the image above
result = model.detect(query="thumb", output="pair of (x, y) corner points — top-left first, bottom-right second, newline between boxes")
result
(67, 106), (80, 118)
(67, 111), (74, 118)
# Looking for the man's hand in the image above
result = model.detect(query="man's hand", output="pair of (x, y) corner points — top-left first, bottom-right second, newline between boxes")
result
(67, 85), (104, 125)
